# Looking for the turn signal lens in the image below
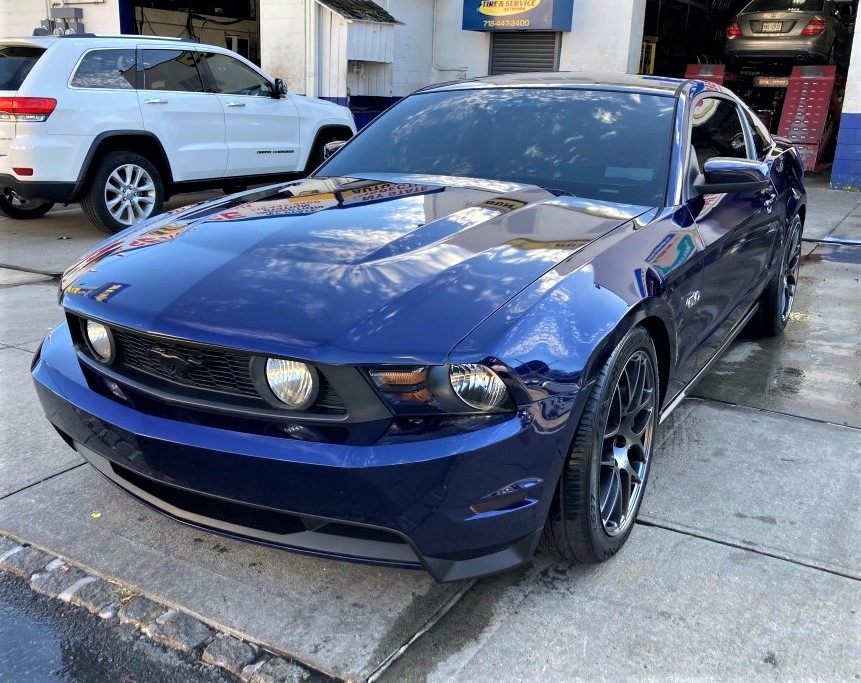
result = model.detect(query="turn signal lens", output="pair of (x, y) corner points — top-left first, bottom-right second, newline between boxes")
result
(265, 358), (318, 409)
(449, 364), (507, 411)
(727, 20), (742, 37)
(369, 367), (427, 390)
(800, 19), (827, 35)
(85, 320), (113, 362)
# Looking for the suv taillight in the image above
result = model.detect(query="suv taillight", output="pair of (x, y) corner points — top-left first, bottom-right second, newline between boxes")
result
(0, 97), (57, 122)
(800, 19), (827, 35)
(727, 20), (742, 37)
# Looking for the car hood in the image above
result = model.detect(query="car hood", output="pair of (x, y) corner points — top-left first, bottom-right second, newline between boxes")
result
(61, 176), (648, 364)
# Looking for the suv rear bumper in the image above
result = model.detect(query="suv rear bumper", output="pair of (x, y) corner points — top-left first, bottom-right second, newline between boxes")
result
(0, 174), (78, 203)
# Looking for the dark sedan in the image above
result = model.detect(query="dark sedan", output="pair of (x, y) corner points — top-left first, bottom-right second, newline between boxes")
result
(724, 0), (849, 65)
(32, 73), (806, 582)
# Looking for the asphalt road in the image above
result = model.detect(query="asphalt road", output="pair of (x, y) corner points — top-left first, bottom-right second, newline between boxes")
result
(1, 178), (859, 682)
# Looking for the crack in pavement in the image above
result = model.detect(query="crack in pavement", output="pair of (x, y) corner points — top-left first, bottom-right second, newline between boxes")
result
(0, 462), (86, 503)
(688, 394), (861, 432)
(636, 516), (861, 582)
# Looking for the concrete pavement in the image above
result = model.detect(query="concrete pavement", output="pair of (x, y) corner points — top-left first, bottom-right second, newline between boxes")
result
(1, 177), (859, 681)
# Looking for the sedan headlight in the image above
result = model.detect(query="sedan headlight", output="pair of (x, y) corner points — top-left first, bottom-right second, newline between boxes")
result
(265, 358), (318, 410)
(448, 363), (508, 411)
(85, 320), (114, 363)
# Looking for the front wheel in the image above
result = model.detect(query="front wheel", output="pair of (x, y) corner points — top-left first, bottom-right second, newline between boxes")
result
(81, 151), (164, 234)
(756, 213), (802, 337)
(541, 326), (659, 563)
(305, 133), (347, 175)
(0, 190), (54, 219)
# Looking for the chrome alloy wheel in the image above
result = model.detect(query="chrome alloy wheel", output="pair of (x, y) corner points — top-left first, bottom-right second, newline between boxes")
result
(104, 163), (156, 226)
(780, 222), (802, 323)
(599, 350), (656, 537)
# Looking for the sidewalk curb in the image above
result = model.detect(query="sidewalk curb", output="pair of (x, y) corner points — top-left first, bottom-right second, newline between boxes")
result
(0, 534), (328, 683)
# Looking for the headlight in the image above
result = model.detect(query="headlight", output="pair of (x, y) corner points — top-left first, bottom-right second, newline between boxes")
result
(265, 358), (318, 410)
(369, 363), (512, 413)
(85, 320), (114, 362)
(448, 364), (507, 411)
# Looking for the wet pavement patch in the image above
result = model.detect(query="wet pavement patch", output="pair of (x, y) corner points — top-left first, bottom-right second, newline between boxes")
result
(694, 245), (861, 428)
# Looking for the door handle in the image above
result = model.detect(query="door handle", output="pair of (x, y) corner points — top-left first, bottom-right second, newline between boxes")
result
(145, 98), (167, 104)
(225, 102), (246, 108)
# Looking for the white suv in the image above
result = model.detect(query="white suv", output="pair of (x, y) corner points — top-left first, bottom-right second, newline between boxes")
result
(0, 35), (355, 233)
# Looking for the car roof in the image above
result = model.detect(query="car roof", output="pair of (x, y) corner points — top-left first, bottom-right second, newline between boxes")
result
(420, 71), (689, 97)
(0, 34), (199, 48)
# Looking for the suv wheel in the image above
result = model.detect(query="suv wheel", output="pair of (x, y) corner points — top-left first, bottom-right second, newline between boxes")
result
(82, 152), (164, 234)
(0, 189), (54, 220)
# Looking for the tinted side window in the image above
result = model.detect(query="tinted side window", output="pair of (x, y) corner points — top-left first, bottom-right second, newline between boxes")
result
(71, 49), (136, 89)
(201, 53), (272, 97)
(0, 46), (45, 90)
(691, 98), (749, 167)
(141, 50), (204, 92)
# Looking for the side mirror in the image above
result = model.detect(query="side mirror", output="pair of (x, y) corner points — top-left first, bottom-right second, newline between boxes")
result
(273, 78), (287, 98)
(322, 140), (347, 160)
(694, 157), (770, 194)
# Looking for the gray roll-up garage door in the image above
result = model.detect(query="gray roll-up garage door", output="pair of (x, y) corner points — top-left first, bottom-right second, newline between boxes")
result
(489, 32), (560, 75)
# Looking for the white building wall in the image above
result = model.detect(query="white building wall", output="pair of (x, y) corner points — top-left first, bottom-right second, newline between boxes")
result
(319, 8), (349, 101)
(560, 0), (646, 73)
(347, 21), (393, 62)
(259, 0), (306, 92)
(347, 61), (393, 98)
(260, 0), (648, 100)
(0, 0), (121, 37)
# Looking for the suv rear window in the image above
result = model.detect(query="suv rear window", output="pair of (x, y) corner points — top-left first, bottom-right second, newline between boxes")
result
(0, 46), (45, 90)
(71, 49), (136, 89)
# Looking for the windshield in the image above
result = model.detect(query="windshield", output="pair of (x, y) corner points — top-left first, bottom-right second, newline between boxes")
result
(319, 87), (676, 206)
(743, 0), (824, 12)
(0, 46), (45, 90)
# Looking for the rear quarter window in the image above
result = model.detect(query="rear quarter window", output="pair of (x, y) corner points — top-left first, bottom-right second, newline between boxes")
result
(0, 46), (45, 90)
(71, 49), (137, 89)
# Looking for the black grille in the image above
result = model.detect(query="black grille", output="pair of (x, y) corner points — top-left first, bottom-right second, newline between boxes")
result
(92, 325), (347, 413)
(112, 328), (259, 397)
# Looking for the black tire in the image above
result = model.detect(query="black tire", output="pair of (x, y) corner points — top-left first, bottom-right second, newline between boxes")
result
(541, 326), (659, 563)
(304, 133), (347, 175)
(81, 151), (164, 234)
(756, 213), (802, 337)
(0, 190), (54, 219)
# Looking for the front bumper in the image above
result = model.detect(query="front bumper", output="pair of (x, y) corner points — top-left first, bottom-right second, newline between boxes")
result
(33, 323), (579, 582)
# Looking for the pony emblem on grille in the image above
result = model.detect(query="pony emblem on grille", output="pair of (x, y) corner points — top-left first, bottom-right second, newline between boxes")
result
(146, 346), (204, 378)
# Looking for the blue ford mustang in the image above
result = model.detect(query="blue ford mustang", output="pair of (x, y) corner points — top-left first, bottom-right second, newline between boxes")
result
(32, 74), (805, 581)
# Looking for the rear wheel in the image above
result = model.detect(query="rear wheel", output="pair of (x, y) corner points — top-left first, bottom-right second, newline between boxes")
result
(757, 213), (802, 337)
(81, 151), (164, 234)
(0, 189), (54, 219)
(541, 326), (659, 563)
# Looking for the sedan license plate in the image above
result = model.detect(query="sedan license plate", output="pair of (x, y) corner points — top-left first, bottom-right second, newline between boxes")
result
(761, 21), (782, 32)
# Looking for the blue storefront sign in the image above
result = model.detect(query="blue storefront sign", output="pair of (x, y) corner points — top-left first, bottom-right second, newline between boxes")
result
(462, 0), (574, 31)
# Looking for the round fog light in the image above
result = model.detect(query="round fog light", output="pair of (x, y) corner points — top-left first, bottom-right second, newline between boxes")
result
(85, 320), (114, 362)
(449, 364), (507, 411)
(265, 358), (318, 410)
